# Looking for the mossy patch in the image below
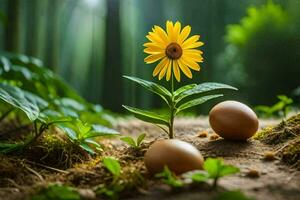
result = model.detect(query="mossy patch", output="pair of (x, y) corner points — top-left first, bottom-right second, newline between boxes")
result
(254, 114), (300, 144)
(254, 114), (300, 167)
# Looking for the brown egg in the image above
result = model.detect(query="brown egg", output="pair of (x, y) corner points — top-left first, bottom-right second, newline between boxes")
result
(144, 139), (204, 175)
(209, 101), (259, 140)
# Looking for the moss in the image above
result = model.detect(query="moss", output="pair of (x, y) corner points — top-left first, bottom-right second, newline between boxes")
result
(280, 138), (300, 168)
(254, 114), (300, 167)
(254, 114), (300, 144)
(22, 129), (90, 169)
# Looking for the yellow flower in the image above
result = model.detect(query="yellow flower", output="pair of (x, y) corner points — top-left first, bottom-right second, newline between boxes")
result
(143, 21), (204, 82)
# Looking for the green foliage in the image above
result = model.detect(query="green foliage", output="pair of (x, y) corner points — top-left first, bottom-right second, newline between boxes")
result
(120, 133), (146, 149)
(185, 158), (239, 188)
(103, 157), (121, 179)
(97, 157), (123, 200)
(256, 95), (293, 118)
(155, 166), (184, 188)
(217, 1), (300, 106)
(0, 54), (118, 154)
(123, 76), (236, 138)
(213, 190), (255, 200)
(32, 184), (80, 200)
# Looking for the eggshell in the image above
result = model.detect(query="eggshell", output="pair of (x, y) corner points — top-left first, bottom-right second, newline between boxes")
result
(144, 139), (204, 175)
(209, 101), (259, 140)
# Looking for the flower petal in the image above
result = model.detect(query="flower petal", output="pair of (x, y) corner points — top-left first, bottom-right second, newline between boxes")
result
(173, 21), (181, 42)
(181, 56), (201, 71)
(144, 53), (165, 64)
(182, 35), (200, 48)
(178, 59), (192, 78)
(154, 25), (170, 44)
(158, 59), (170, 80)
(183, 53), (203, 62)
(153, 57), (168, 76)
(173, 60), (181, 82)
(166, 21), (174, 42)
(146, 32), (166, 46)
(166, 60), (172, 81)
(144, 47), (165, 54)
(183, 41), (204, 49)
(178, 25), (191, 45)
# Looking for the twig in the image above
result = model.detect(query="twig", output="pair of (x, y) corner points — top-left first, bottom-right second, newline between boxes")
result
(24, 165), (45, 182)
(23, 160), (68, 174)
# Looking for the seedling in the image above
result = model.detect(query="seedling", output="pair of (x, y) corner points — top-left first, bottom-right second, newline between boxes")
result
(123, 21), (237, 139)
(213, 190), (255, 200)
(120, 133), (146, 150)
(185, 158), (239, 188)
(155, 166), (184, 188)
(256, 95), (293, 119)
(97, 157), (124, 200)
(31, 184), (80, 200)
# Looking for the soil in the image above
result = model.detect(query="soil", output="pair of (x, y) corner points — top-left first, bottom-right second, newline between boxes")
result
(0, 116), (299, 200)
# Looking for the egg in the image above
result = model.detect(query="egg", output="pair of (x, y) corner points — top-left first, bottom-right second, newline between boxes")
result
(144, 139), (204, 174)
(209, 101), (259, 140)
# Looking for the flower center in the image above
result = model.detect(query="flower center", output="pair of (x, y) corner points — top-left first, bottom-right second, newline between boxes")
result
(165, 42), (182, 60)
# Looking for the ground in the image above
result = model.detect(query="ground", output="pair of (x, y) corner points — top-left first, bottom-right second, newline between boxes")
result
(0, 116), (299, 200)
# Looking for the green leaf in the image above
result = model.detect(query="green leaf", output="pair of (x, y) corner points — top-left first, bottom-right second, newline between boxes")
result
(120, 136), (136, 147)
(84, 124), (119, 138)
(175, 82), (237, 103)
(0, 82), (39, 121)
(204, 158), (223, 178)
(136, 133), (146, 146)
(123, 76), (171, 105)
(173, 84), (197, 98)
(177, 95), (223, 113)
(103, 157), (121, 177)
(155, 166), (183, 188)
(204, 158), (239, 179)
(58, 125), (78, 141)
(123, 105), (169, 126)
(84, 138), (101, 148)
(213, 190), (255, 200)
(31, 184), (80, 200)
(183, 170), (210, 183)
(79, 142), (96, 154)
(219, 165), (240, 177)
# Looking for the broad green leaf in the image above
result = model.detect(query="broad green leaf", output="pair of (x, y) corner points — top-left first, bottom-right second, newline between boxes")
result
(137, 133), (146, 146)
(203, 158), (223, 178)
(84, 124), (119, 138)
(177, 94), (223, 113)
(123, 105), (169, 126)
(0, 83), (39, 121)
(120, 136), (136, 147)
(123, 76), (171, 105)
(103, 157), (121, 177)
(176, 82), (237, 103)
(204, 158), (239, 179)
(58, 125), (78, 141)
(80, 142), (96, 154)
(219, 165), (240, 177)
(0, 56), (11, 72)
(173, 84), (197, 98)
(24, 91), (48, 109)
(183, 170), (210, 183)
(84, 138), (101, 148)
(75, 120), (92, 135)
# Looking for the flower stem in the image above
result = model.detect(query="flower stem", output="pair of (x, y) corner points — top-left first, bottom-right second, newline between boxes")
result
(169, 72), (175, 139)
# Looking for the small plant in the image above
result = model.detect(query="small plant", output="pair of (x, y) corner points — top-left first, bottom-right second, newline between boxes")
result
(123, 21), (237, 138)
(213, 190), (255, 200)
(97, 157), (124, 200)
(155, 166), (184, 188)
(120, 133), (146, 149)
(0, 54), (119, 154)
(185, 158), (239, 188)
(256, 95), (293, 119)
(31, 184), (80, 200)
